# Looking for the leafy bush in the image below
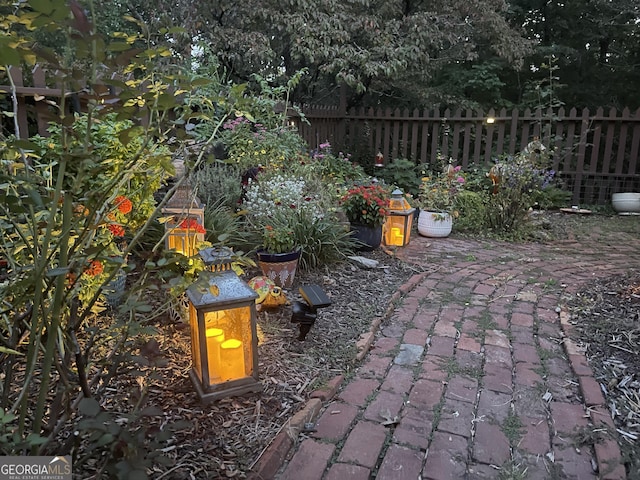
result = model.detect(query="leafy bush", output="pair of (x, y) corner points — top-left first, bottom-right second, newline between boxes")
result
(531, 185), (572, 210)
(308, 142), (368, 186)
(454, 190), (489, 232)
(192, 161), (244, 210)
(377, 158), (422, 197)
(218, 116), (307, 171)
(484, 151), (555, 233)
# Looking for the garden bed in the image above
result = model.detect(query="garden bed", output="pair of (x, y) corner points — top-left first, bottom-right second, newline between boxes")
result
(55, 211), (640, 478)
(93, 247), (421, 478)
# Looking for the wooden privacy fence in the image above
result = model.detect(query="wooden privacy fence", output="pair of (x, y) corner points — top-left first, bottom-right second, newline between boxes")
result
(296, 105), (640, 205)
(3, 65), (639, 205)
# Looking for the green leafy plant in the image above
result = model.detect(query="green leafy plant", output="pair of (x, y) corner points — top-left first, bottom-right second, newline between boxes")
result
(261, 222), (297, 254)
(290, 212), (354, 270)
(416, 163), (466, 215)
(0, 2), (243, 476)
(484, 143), (556, 233)
(309, 142), (368, 186)
(339, 183), (390, 227)
(377, 158), (422, 197)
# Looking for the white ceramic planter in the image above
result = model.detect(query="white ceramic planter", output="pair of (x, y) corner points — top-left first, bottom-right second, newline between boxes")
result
(417, 210), (453, 237)
(611, 192), (640, 215)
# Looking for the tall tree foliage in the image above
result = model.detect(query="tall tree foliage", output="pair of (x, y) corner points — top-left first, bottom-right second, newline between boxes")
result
(506, 0), (640, 109)
(125, 0), (532, 108)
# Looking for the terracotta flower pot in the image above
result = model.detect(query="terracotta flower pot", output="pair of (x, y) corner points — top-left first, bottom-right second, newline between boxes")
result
(256, 248), (301, 289)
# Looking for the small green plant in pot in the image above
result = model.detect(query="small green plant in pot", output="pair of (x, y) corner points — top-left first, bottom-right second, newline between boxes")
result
(416, 164), (466, 218)
(261, 222), (297, 254)
(254, 217), (301, 288)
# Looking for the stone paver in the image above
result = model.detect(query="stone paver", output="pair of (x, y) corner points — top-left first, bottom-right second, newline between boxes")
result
(270, 233), (637, 480)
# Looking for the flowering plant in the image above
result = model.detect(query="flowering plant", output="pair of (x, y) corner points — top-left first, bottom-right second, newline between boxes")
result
(243, 172), (323, 221)
(416, 164), (466, 215)
(179, 217), (206, 234)
(340, 183), (390, 227)
(261, 223), (297, 254)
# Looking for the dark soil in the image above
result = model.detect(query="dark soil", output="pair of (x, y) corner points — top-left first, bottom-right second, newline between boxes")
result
(567, 272), (640, 478)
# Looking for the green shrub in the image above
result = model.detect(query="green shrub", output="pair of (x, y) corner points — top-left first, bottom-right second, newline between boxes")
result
(304, 143), (368, 191)
(454, 190), (489, 233)
(192, 161), (244, 210)
(377, 158), (422, 197)
(531, 185), (572, 210)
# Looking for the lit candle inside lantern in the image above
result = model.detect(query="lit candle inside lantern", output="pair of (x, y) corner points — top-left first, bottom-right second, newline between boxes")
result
(219, 338), (245, 381)
(391, 227), (404, 245)
(205, 328), (225, 380)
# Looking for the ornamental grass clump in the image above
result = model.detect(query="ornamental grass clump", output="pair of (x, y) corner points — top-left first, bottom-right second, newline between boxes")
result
(339, 183), (390, 227)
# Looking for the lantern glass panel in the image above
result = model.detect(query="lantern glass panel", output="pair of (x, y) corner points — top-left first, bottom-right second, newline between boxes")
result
(167, 227), (204, 257)
(384, 212), (415, 247)
(389, 195), (412, 211)
(202, 306), (253, 384)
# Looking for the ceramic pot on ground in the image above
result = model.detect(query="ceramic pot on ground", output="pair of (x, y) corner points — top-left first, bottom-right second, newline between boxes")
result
(105, 268), (127, 307)
(417, 210), (453, 238)
(256, 248), (301, 289)
(611, 192), (640, 215)
(350, 223), (383, 251)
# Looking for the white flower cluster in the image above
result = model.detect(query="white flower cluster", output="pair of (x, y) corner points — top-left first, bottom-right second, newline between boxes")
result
(243, 174), (322, 221)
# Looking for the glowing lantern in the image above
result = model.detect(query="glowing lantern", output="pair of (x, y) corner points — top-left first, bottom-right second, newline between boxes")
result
(186, 270), (261, 402)
(383, 188), (415, 247)
(162, 182), (205, 257)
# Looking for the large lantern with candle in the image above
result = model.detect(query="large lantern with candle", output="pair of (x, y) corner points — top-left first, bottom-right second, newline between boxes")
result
(186, 270), (262, 402)
(162, 183), (205, 257)
(383, 188), (416, 247)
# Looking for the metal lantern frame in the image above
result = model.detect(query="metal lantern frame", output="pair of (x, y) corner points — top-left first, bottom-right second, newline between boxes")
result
(162, 183), (205, 257)
(383, 188), (416, 247)
(186, 271), (261, 402)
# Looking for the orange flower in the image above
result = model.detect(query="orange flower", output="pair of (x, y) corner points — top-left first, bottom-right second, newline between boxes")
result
(179, 218), (206, 234)
(114, 195), (132, 215)
(66, 271), (77, 287)
(85, 260), (104, 277)
(108, 224), (126, 237)
(73, 204), (89, 217)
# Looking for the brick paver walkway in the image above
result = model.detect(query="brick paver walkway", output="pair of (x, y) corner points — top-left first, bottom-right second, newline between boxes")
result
(260, 224), (640, 480)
